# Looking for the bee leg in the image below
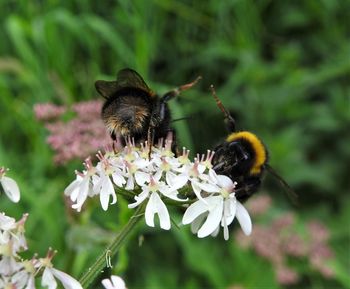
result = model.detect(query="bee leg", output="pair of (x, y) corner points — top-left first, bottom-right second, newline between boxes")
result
(157, 101), (168, 122)
(110, 132), (117, 152)
(213, 145), (240, 173)
(213, 162), (224, 171)
(160, 76), (201, 104)
(165, 129), (178, 155)
(235, 177), (261, 202)
(147, 125), (155, 158)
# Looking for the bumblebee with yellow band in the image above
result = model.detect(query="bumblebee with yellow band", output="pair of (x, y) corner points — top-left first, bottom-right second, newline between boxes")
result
(210, 85), (297, 203)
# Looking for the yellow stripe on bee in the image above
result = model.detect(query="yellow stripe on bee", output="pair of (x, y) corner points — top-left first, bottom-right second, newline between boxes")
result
(226, 131), (267, 175)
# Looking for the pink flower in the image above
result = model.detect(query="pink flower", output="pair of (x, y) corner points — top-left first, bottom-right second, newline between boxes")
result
(34, 100), (111, 164)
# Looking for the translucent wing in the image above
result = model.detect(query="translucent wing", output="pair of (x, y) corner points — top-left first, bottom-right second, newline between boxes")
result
(116, 68), (152, 92)
(95, 68), (152, 99)
(95, 80), (119, 99)
(265, 164), (299, 205)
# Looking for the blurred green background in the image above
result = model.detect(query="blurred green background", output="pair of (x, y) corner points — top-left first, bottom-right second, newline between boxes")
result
(0, 0), (349, 288)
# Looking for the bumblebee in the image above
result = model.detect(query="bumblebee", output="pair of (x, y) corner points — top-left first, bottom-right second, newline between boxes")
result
(95, 68), (200, 149)
(210, 85), (297, 203)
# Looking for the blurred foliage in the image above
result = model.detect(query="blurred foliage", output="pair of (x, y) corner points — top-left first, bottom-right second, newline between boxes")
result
(0, 0), (349, 288)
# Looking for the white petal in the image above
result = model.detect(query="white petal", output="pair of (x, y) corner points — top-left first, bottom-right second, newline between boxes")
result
(0, 213), (16, 230)
(208, 169), (218, 184)
(236, 201), (252, 235)
(216, 174), (234, 189)
(144, 194), (156, 228)
(182, 199), (209, 225)
(223, 198), (237, 226)
(112, 172), (126, 187)
(128, 190), (149, 208)
(166, 172), (188, 190)
(25, 275), (35, 289)
(190, 180), (206, 203)
(50, 268), (83, 289)
(197, 197), (223, 238)
(134, 158), (149, 169)
(101, 279), (114, 289)
(1, 176), (20, 202)
(190, 212), (207, 234)
(197, 181), (220, 193)
(210, 225), (220, 237)
(160, 189), (187, 202)
(42, 268), (57, 289)
(71, 177), (89, 211)
(145, 192), (170, 230)
(92, 175), (102, 195)
(100, 177), (116, 211)
(0, 257), (21, 275)
(111, 275), (126, 289)
(222, 210), (229, 241)
(76, 177), (89, 204)
(134, 171), (150, 186)
(125, 175), (134, 190)
(11, 267), (28, 288)
(165, 171), (175, 186)
(64, 178), (80, 197)
(154, 170), (162, 181)
(197, 163), (206, 174)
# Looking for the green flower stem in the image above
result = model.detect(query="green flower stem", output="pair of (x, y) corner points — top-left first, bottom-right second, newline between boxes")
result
(79, 204), (145, 288)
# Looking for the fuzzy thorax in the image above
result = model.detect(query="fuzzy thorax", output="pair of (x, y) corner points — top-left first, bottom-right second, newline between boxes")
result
(226, 131), (267, 175)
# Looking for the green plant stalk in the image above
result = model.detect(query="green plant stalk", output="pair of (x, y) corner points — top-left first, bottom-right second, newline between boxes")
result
(79, 204), (145, 288)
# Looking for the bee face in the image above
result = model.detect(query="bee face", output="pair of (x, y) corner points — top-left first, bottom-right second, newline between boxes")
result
(102, 94), (151, 137)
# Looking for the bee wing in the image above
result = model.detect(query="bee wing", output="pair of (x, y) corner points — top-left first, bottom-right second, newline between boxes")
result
(95, 80), (119, 99)
(116, 68), (152, 93)
(265, 164), (299, 205)
(95, 68), (152, 99)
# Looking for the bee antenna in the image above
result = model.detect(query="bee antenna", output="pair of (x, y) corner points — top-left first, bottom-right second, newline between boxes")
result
(210, 85), (225, 114)
(210, 85), (236, 132)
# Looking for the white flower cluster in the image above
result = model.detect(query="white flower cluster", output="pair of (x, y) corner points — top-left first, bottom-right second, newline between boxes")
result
(65, 140), (252, 240)
(0, 212), (82, 289)
(0, 167), (20, 203)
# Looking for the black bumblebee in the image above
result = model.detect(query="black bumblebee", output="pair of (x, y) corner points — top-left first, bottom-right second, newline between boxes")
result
(95, 68), (200, 149)
(210, 85), (297, 203)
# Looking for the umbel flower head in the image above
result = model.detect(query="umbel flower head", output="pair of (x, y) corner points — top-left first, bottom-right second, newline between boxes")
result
(65, 139), (253, 240)
(0, 212), (83, 289)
